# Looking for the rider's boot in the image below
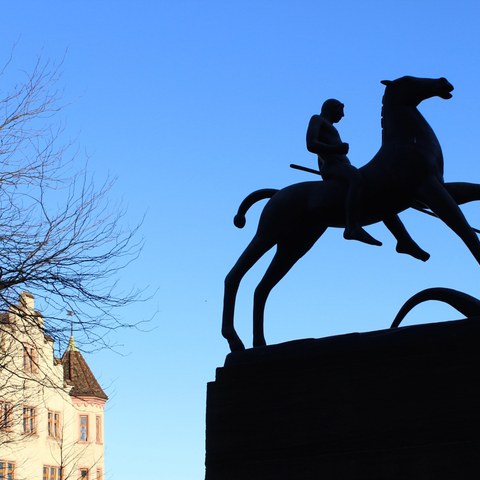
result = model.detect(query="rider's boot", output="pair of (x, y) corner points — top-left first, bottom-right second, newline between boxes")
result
(344, 225), (382, 246)
(396, 240), (430, 262)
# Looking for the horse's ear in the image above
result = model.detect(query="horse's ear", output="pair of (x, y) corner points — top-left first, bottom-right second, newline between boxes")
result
(381, 80), (392, 86)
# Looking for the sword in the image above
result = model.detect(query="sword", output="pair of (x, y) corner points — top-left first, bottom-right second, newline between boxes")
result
(290, 163), (321, 176)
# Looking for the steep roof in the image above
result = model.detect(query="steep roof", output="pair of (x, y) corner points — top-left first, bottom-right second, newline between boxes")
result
(61, 336), (108, 401)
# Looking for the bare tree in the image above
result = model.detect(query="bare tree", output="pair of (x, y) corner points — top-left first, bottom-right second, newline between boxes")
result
(0, 53), (143, 462)
(0, 53), (144, 351)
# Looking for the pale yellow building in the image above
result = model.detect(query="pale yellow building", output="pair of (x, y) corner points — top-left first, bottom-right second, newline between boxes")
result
(0, 293), (107, 480)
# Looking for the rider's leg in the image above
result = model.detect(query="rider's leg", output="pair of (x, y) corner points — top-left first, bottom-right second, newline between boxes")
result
(383, 214), (430, 261)
(339, 166), (382, 246)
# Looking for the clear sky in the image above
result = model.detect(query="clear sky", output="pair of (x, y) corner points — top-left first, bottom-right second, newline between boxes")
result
(3, 1), (480, 478)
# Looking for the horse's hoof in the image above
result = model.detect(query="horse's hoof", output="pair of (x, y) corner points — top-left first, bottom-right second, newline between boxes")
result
(228, 337), (245, 352)
(253, 338), (267, 348)
(230, 343), (245, 352)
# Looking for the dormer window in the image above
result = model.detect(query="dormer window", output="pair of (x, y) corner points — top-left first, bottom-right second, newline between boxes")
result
(22, 345), (38, 373)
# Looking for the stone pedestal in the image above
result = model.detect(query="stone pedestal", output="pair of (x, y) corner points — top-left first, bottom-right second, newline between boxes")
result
(205, 319), (480, 479)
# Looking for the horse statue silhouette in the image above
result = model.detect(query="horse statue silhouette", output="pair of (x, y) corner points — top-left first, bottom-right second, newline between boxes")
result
(222, 76), (480, 352)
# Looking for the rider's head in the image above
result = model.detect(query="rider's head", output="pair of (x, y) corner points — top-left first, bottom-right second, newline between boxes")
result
(321, 99), (344, 123)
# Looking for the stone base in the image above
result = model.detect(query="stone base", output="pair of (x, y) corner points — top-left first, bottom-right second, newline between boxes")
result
(205, 319), (480, 479)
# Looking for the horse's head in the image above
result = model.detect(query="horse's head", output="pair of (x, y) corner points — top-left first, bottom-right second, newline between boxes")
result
(381, 76), (454, 106)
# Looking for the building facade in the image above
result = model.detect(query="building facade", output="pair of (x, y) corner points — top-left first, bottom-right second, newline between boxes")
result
(0, 293), (107, 480)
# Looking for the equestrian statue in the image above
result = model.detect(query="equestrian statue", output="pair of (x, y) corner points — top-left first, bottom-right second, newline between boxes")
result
(222, 76), (480, 352)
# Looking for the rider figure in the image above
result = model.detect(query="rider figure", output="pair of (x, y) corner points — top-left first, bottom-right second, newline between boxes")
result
(306, 99), (382, 246)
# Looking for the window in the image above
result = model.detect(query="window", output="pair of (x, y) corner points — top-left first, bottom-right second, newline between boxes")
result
(96, 469), (102, 480)
(22, 406), (36, 434)
(22, 345), (38, 373)
(79, 415), (88, 442)
(95, 415), (102, 443)
(43, 466), (62, 480)
(79, 468), (89, 479)
(0, 461), (15, 480)
(0, 402), (12, 431)
(47, 411), (61, 439)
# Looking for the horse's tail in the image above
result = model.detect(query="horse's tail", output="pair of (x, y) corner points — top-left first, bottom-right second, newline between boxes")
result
(390, 287), (480, 328)
(233, 188), (279, 228)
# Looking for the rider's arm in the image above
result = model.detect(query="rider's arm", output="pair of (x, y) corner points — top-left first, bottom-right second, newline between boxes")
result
(306, 116), (348, 155)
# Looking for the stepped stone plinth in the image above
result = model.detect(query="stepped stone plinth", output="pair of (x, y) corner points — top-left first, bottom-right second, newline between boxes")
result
(205, 318), (480, 479)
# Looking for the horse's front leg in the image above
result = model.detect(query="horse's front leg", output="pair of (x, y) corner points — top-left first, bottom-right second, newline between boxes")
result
(444, 181), (480, 206)
(418, 178), (480, 265)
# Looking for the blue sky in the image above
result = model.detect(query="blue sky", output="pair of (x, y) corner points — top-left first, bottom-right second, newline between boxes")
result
(3, 1), (480, 478)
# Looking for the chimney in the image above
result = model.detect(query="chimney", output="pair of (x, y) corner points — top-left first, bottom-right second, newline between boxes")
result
(19, 291), (35, 311)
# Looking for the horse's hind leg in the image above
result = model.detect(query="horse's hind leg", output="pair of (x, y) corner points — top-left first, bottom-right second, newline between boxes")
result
(222, 235), (274, 352)
(252, 229), (326, 347)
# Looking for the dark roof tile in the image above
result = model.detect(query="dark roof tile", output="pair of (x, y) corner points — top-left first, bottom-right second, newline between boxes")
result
(61, 336), (108, 400)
